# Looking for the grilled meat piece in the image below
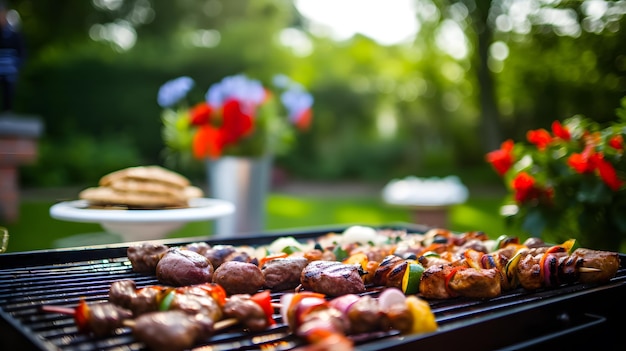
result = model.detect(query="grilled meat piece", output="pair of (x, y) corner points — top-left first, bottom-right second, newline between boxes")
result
(417, 255), (451, 268)
(516, 250), (543, 290)
(186, 242), (257, 266)
(345, 295), (387, 334)
(109, 279), (162, 315)
(108, 279), (137, 310)
(459, 239), (490, 254)
(300, 261), (365, 296)
(156, 248), (214, 286)
(569, 248), (620, 284)
(202, 245), (238, 268)
(419, 263), (500, 299)
(182, 242), (212, 256)
(222, 294), (268, 332)
(515, 247), (617, 290)
(132, 311), (214, 351)
(262, 257), (309, 291)
(419, 265), (453, 299)
(522, 237), (546, 248)
(384, 302), (414, 334)
(448, 267), (501, 299)
(372, 255), (407, 289)
(212, 261), (265, 295)
(297, 307), (350, 341)
(127, 243), (168, 273)
(84, 302), (133, 337)
(169, 290), (223, 322)
(516, 248), (568, 290)
(303, 248), (338, 262)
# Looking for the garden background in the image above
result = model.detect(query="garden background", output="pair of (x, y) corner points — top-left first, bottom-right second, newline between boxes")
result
(3, 0), (626, 252)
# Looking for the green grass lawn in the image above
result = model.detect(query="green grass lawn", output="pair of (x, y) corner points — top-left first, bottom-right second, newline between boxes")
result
(2, 193), (515, 253)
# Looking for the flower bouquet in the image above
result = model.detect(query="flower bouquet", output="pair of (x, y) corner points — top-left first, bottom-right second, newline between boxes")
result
(486, 97), (626, 250)
(157, 74), (313, 236)
(158, 73), (313, 165)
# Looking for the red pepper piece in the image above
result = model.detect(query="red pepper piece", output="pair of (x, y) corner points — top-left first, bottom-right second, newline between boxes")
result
(196, 283), (228, 306)
(251, 290), (276, 326)
(444, 266), (465, 298)
(74, 299), (91, 333)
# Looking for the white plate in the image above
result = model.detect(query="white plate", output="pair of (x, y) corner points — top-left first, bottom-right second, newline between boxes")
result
(50, 198), (235, 242)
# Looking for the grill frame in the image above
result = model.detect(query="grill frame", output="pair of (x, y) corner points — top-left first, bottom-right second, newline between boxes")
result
(1, 223), (624, 350)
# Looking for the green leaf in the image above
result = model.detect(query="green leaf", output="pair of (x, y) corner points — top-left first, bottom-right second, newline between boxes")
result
(577, 179), (612, 205)
(521, 208), (547, 237)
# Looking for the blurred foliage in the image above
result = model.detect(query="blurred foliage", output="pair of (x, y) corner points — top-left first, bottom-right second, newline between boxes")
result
(8, 0), (626, 187)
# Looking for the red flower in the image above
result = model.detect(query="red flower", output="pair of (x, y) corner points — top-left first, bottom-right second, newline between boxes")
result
(551, 120), (571, 141)
(512, 172), (536, 203)
(594, 155), (624, 191)
(191, 99), (255, 159)
(193, 125), (225, 159)
(220, 99), (254, 145)
(190, 102), (213, 125)
(608, 135), (624, 151)
(568, 145), (623, 191)
(294, 108), (313, 130)
(486, 139), (515, 176)
(567, 145), (596, 174)
(527, 128), (552, 151)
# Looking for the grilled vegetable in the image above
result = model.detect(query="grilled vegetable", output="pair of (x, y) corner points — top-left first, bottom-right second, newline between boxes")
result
(401, 261), (425, 294)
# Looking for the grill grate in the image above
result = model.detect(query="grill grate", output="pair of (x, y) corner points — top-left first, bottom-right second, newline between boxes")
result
(1, 225), (625, 350)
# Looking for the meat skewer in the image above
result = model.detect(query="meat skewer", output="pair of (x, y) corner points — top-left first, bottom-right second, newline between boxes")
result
(372, 239), (619, 299)
(280, 288), (437, 350)
(41, 280), (277, 350)
(41, 302), (234, 351)
(107, 279), (276, 330)
(126, 230), (618, 301)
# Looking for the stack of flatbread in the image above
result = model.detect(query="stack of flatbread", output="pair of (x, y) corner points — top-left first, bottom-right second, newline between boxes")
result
(79, 166), (204, 209)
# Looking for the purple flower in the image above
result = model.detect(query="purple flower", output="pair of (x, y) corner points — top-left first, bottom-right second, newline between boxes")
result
(206, 74), (266, 112)
(157, 76), (195, 108)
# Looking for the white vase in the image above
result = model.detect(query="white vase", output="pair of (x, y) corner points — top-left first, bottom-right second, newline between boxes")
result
(206, 155), (272, 237)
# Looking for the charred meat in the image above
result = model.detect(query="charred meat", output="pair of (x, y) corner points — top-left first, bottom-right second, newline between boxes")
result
(300, 261), (365, 296)
(262, 257), (309, 291)
(156, 248), (214, 286)
(127, 243), (168, 273)
(132, 310), (214, 351)
(212, 261), (265, 295)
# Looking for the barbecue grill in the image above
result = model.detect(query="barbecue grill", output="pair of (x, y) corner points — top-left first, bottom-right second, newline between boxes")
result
(1, 224), (624, 350)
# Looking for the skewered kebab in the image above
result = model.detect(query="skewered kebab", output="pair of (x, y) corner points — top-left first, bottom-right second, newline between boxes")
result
(42, 279), (437, 351)
(46, 280), (276, 329)
(41, 302), (235, 351)
(126, 228), (620, 301)
(41, 280), (276, 350)
(280, 288), (437, 350)
(371, 239), (620, 299)
(107, 279), (276, 331)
